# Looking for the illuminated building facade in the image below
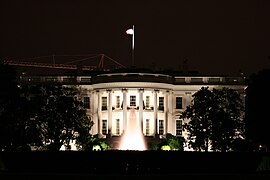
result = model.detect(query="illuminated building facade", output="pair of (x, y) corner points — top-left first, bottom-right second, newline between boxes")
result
(19, 69), (247, 150)
(80, 73), (246, 149)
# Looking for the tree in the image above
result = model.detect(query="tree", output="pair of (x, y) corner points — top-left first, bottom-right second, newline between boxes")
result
(180, 87), (245, 152)
(211, 88), (245, 152)
(32, 84), (93, 151)
(180, 87), (214, 152)
(245, 69), (270, 151)
(0, 64), (32, 151)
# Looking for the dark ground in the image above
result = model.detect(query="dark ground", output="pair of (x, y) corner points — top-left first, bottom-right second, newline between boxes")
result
(1, 172), (270, 180)
(1, 151), (270, 179)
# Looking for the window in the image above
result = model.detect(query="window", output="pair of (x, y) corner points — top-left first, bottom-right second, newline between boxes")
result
(158, 97), (164, 111)
(116, 96), (120, 108)
(63, 77), (75, 82)
(102, 97), (107, 111)
(83, 97), (90, 109)
(45, 77), (57, 82)
(146, 119), (150, 136)
(176, 97), (183, 109)
(176, 120), (182, 136)
(146, 96), (150, 108)
(130, 95), (136, 107)
(159, 120), (164, 135)
(80, 77), (91, 82)
(102, 120), (107, 135)
(116, 119), (120, 135)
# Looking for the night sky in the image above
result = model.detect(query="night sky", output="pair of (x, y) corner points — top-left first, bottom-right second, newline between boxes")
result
(1, 0), (270, 76)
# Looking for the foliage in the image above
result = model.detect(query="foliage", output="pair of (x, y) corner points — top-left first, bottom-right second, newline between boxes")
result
(76, 134), (112, 151)
(0, 64), (96, 152)
(166, 133), (184, 150)
(245, 69), (270, 150)
(211, 88), (245, 151)
(161, 145), (171, 151)
(99, 141), (112, 150)
(0, 64), (33, 151)
(180, 87), (245, 152)
(150, 133), (183, 151)
(31, 84), (93, 151)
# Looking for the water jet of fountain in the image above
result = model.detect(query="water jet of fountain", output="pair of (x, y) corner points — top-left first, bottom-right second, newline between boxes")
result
(118, 108), (147, 151)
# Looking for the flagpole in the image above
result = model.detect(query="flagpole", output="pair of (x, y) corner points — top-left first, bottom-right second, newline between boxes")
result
(132, 25), (135, 67)
(126, 25), (135, 67)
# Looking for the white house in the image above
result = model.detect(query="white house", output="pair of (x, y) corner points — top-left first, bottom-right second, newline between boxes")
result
(20, 68), (247, 151)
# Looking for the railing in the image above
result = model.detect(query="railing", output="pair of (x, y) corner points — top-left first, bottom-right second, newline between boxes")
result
(18, 74), (246, 85)
(174, 76), (246, 84)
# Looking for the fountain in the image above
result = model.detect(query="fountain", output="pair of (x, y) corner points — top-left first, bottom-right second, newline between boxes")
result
(118, 108), (147, 150)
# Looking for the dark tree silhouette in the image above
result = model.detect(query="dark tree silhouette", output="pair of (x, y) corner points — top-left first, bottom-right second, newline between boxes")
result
(245, 69), (270, 151)
(30, 84), (93, 151)
(181, 87), (213, 151)
(0, 64), (32, 151)
(211, 88), (245, 152)
(180, 87), (245, 152)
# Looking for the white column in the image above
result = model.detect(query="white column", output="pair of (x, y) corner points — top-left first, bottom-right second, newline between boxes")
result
(165, 90), (169, 135)
(154, 89), (159, 135)
(168, 91), (174, 135)
(92, 91), (98, 135)
(97, 90), (101, 135)
(122, 88), (127, 135)
(139, 88), (144, 132)
(107, 89), (112, 136)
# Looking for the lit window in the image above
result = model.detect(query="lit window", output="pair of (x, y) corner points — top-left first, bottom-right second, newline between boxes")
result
(102, 97), (107, 111)
(83, 97), (90, 109)
(176, 97), (183, 109)
(146, 96), (150, 108)
(116, 96), (120, 108)
(159, 120), (164, 135)
(158, 97), (164, 111)
(116, 119), (120, 135)
(146, 119), (150, 136)
(130, 95), (136, 107)
(176, 120), (182, 136)
(102, 120), (107, 135)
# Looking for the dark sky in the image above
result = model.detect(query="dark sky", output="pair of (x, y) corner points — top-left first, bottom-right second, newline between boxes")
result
(1, 0), (270, 76)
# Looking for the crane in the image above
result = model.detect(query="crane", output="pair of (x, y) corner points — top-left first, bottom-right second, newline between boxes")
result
(3, 54), (126, 71)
